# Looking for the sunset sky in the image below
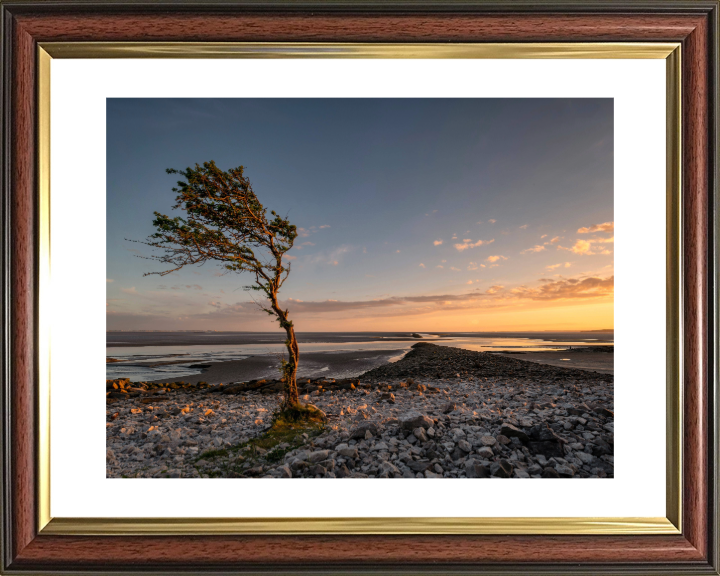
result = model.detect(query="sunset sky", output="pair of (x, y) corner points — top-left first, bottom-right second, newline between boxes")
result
(107, 98), (613, 332)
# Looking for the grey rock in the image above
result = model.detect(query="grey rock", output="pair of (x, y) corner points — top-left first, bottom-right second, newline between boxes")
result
(576, 451), (595, 465)
(308, 450), (330, 463)
(542, 467), (560, 478)
(400, 411), (434, 430)
(464, 459), (490, 478)
(350, 422), (379, 439)
(413, 427), (428, 443)
(457, 439), (472, 453)
(500, 423), (529, 442)
(338, 447), (359, 459)
(476, 446), (494, 459)
(407, 459), (432, 472)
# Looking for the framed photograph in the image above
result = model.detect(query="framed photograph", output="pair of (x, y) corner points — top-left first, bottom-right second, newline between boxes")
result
(1, 1), (717, 574)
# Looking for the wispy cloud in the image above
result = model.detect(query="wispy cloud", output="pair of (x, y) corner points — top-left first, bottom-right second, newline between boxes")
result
(550, 236), (562, 243)
(419, 263), (426, 268)
(308, 245), (351, 267)
(559, 237), (614, 255)
(121, 287), (137, 294)
(487, 219), (497, 224)
(519, 224), (528, 229)
(454, 238), (495, 252)
(546, 262), (572, 270)
(486, 255), (507, 263)
(508, 276), (614, 301)
(578, 221), (614, 234)
(433, 239), (443, 246)
(106, 279), (114, 283)
(521, 245), (545, 254)
(319, 225), (331, 229)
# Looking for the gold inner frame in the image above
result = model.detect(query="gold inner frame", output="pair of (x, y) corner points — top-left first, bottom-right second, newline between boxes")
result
(36, 42), (683, 536)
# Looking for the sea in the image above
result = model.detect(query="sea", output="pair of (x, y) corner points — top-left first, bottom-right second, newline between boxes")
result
(106, 331), (614, 383)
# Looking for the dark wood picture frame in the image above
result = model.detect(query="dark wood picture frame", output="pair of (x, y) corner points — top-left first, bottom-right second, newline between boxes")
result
(1, 1), (718, 573)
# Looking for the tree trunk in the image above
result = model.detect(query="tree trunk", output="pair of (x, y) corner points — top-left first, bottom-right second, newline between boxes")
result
(282, 323), (300, 407)
(270, 295), (299, 408)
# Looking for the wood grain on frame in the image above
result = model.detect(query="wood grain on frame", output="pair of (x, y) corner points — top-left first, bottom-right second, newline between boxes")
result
(1, 5), (717, 573)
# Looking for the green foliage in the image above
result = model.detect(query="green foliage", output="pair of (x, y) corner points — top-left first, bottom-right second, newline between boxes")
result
(198, 448), (229, 460)
(272, 403), (327, 426)
(140, 161), (297, 304)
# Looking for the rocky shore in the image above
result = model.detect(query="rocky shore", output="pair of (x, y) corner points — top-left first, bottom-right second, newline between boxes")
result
(107, 343), (614, 479)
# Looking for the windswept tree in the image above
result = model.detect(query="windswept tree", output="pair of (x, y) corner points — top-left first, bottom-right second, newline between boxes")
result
(140, 161), (303, 410)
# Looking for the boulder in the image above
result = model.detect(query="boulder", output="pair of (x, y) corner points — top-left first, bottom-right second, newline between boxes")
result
(400, 411), (434, 430)
(500, 423), (529, 442)
(308, 450), (330, 463)
(349, 422), (379, 440)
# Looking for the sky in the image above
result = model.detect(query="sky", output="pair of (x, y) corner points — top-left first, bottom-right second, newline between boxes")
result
(107, 98), (613, 332)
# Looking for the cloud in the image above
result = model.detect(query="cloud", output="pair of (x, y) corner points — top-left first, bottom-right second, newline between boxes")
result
(110, 272), (615, 328)
(507, 275), (614, 301)
(433, 240), (443, 246)
(436, 265), (444, 269)
(285, 255), (297, 260)
(546, 262), (572, 270)
(578, 221), (614, 234)
(467, 262), (478, 271)
(301, 242), (315, 246)
(308, 245), (351, 267)
(450, 266), (461, 271)
(572, 240), (591, 254)
(519, 224), (528, 229)
(487, 219), (497, 224)
(297, 228), (310, 238)
(467, 280), (474, 285)
(550, 236), (562, 243)
(559, 237), (614, 255)
(319, 225), (331, 229)
(396, 250), (401, 253)
(454, 238), (495, 252)
(106, 279), (114, 283)
(419, 263), (425, 268)
(540, 235), (547, 239)
(121, 287), (137, 294)
(521, 245), (546, 254)
(486, 255), (507, 263)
